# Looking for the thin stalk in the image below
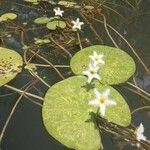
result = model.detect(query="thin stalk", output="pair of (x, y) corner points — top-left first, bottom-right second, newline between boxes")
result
(102, 14), (119, 48)
(79, 10), (103, 43)
(49, 34), (72, 58)
(0, 94), (24, 144)
(30, 63), (70, 68)
(124, 86), (150, 102)
(126, 82), (150, 98)
(132, 106), (150, 114)
(102, 4), (125, 19)
(30, 50), (65, 79)
(124, 0), (136, 10)
(29, 71), (51, 88)
(4, 84), (44, 101)
(24, 95), (42, 107)
(77, 31), (83, 50)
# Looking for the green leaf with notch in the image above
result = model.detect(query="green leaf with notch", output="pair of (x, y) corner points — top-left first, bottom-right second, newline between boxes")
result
(70, 45), (136, 85)
(0, 13), (17, 22)
(46, 20), (66, 30)
(42, 76), (131, 150)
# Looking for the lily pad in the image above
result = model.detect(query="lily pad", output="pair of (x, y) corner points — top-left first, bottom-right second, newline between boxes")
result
(46, 20), (66, 30)
(0, 47), (23, 86)
(58, 1), (77, 7)
(70, 45), (136, 85)
(24, 0), (39, 4)
(34, 17), (51, 24)
(0, 13), (17, 22)
(42, 76), (131, 150)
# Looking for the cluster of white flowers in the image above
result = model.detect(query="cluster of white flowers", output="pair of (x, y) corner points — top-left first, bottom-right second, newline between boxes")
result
(82, 51), (116, 116)
(53, 7), (84, 30)
(82, 51), (105, 83)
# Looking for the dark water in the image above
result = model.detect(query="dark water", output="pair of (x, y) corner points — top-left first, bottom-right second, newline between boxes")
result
(0, 0), (150, 150)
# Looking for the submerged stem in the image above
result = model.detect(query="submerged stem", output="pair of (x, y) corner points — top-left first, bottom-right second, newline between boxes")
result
(0, 93), (24, 144)
(126, 82), (150, 98)
(4, 84), (44, 101)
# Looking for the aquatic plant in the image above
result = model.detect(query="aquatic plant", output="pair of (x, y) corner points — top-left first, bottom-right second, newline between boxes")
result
(0, 0), (150, 150)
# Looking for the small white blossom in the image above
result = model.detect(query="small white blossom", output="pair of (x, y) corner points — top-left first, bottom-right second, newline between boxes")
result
(53, 7), (64, 17)
(71, 18), (84, 30)
(89, 88), (116, 117)
(136, 123), (147, 142)
(82, 64), (100, 83)
(89, 51), (105, 66)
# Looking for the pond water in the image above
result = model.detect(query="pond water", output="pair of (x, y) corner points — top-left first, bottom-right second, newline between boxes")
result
(0, 0), (150, 150)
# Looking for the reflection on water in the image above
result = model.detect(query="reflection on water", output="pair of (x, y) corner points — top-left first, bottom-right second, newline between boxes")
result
(0, 0), (149, 150)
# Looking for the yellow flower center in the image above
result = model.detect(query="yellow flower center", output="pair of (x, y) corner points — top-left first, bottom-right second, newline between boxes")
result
(90, 70), (95, 75)
(95, 57), (98, 61)
(99, 97), (106, 104)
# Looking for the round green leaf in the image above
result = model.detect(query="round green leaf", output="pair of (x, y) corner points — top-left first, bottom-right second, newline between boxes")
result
(46, 21), (57, 30)
(57, 20), (66, 29)
(0, 47), (23, 86)
(58, 1), (77, 7)
(34, 17), (51, 24)
(42, 76), (131, 150)
(70, 45), (136, 85)
(46, 20), (66, 30)
(0, 13), (17, 22)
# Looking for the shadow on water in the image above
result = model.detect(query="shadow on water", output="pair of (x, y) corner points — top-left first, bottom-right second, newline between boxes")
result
(0, 0), (150, 150)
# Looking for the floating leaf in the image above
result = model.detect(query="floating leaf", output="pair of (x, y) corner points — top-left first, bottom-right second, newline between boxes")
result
(46, 20), (66, 30)
(42, 76), (131, 150)
(0, 13), (17, 22)
(57, 20), (66, 28)
(34, 17), (51, 24)
(70, 45), (136, 85)
(46, 21), (57, 30)
(0, 47), (23, 86)
(24, 0), (39, 4)
(58, 1), (77, 7)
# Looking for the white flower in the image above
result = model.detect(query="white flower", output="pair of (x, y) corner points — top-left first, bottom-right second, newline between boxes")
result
(89, 88), (117, 117)
(89, 51), (105, 66)
(71, 18), (84, 30)
(82, 64), (100, 83)
(135, 123), (147, 142)
(53, 7), (64, 17)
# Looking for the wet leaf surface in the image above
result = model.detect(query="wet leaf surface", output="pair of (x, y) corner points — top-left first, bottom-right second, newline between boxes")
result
(43, 76), (131, 150)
